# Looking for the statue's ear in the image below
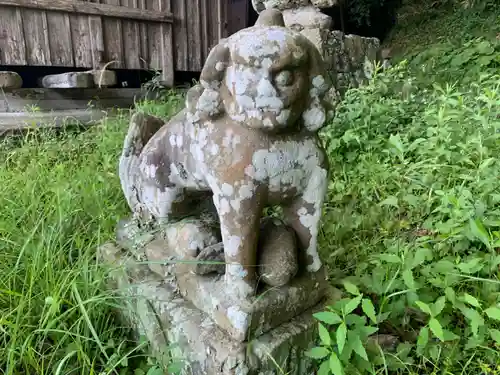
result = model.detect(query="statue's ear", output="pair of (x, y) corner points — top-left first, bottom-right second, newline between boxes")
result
(301, 40), (332, 132)
(255, 9), (285, 27)
(186, 42), (230, 122)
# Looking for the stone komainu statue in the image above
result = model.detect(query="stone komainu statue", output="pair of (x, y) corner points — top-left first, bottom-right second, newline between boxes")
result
(119, 9), (333, 302)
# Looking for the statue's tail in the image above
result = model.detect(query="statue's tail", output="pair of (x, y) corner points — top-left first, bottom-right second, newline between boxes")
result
(118, 112), (164, 211)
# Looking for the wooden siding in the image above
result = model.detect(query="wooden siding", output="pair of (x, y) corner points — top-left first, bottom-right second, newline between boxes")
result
(0, 0), (237, 79)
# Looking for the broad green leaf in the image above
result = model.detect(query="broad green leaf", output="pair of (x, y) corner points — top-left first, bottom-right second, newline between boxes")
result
(431, 296), (446, 317)
(336, 323), (347, 354)
(361, 298), (377, 324)
(402, 269), (415, 289)
(461, 293), (481, 308)
(429, 318), (445, 342)
(388, 133), (404, 154)
(469, 218), (490, 248)
(318, 360), (330, 375)
(361, 325), (379, 337)
(484, 306), (500, 321)
(314, 311), (343, 325)
(415, 301), (432, 316)
(307, 346), (330, 359)
(380, 196), (398, 207)
(351, 334), (369, 361)
(146, 367), (164, 375)
(456, 257), (484, 274)
(378, 253), (401, 263)
(344, 295), (363, 315)
(166, 362), (184, 375)
(319, 323), (331, 346)
(342, 280), (361, 296)
(442, 329), (460, 341)
(489, 329), (500, 344)
(412, 247), (433, 268)
(329, 352), (344, 375)
(460, 307), (485, 336)
(417, 327), (429, 354)
(445, 287), (456, 304)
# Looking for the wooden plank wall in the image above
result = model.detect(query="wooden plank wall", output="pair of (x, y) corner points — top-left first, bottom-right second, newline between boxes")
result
(0, 0), (229, 74)
(159, 0), (228, 72)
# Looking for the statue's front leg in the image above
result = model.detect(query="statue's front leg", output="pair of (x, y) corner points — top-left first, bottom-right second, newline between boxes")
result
(283, 167), (328, 273)
(212, 181), (263, 301)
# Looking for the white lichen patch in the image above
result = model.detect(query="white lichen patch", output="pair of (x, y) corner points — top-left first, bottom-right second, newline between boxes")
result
(227, 306), (249, 332)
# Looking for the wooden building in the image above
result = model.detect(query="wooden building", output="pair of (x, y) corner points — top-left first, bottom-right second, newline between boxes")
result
(0, 0), (253, 86)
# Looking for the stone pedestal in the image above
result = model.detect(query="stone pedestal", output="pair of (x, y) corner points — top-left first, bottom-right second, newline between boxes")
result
(0, 71), (23, 90)
(100, 241), (327, 375)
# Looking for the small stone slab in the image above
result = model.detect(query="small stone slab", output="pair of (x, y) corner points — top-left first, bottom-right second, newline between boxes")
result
(100, 242), (320, 375)
(41, 72), (94, 88)
(282, 6), (333, 30)
(89, 69), (117, 87)
(0, 71), (22, 90)
(175, 265), (329, 342)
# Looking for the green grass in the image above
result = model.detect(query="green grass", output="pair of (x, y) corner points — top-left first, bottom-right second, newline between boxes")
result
(0, 93), (183, 375)
(1, 3), (500, 374)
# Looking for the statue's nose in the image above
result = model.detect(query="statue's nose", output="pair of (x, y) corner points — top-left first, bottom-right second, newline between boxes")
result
(255, 77), (279, 108)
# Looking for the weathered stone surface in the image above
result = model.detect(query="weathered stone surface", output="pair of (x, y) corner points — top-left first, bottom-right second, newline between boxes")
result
(258, 218), (298, 287)
(117, 219), (327, 343)
(0, 71), (22, 89)
(310, 0), (338, 7)
(118, 8), (332, 309)
(194, 242), (225, 275)
(320, 30), (380, 93)
(252, 0), (310, 13)
(343, 33), (380, 69)
(282, 6), (333, 30)
(100, 241), (322, 375)
(175, 266), (329, 342)
(41, 72), (93, 88)
(89, 69), (117, 87)
(300, 27), (330, 55)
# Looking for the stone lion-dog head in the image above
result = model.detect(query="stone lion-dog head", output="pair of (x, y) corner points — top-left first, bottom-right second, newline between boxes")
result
(185, 10), (333, 132)
(119, 9), (332, 309)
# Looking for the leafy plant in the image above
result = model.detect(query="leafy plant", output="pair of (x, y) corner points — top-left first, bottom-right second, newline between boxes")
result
(313, 32), (500, 374)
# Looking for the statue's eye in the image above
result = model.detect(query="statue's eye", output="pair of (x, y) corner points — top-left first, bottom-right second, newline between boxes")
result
(274, 70), (293, 86)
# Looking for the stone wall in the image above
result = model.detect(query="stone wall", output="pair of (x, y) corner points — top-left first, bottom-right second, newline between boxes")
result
(252, 0), (381, 95)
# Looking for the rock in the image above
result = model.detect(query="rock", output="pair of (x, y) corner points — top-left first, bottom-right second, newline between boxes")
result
(176, 264), (329, 342)
(99, 241), (324, 375)
(252, 0), (310, 13)
(88, 69), (117, 87)
(258, 217), (298, 287)
(343, 33), (380, 69)
(282, 6), (333, 30)
(366, 334), (400, 353)
(194, 242), (225, 275)
(300, 27), (330, 55)
(41, 72), (93, 88)
(0, 71), (22, 90)
(144, 238), (175, 277)
(310, 0), (338, 7)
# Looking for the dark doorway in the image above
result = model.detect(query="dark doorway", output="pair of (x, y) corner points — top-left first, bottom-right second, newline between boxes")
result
(322, 0), (402, 42)
(247, 0), (259, 26)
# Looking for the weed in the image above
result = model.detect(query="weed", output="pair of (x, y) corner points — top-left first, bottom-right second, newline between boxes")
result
(0, 95), (181, 374)
(308, 23), (500, 374)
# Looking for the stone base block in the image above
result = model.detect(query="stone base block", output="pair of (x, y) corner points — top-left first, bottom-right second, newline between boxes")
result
(0, 71), (23, 89)
(176, 266), (329, 343)
(100, 242), (321, 375)
(41, 72), (94, 88)
(282, 6), (333, 31)
(252, 0), (310, 13)
(89, 69), (117, 87)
